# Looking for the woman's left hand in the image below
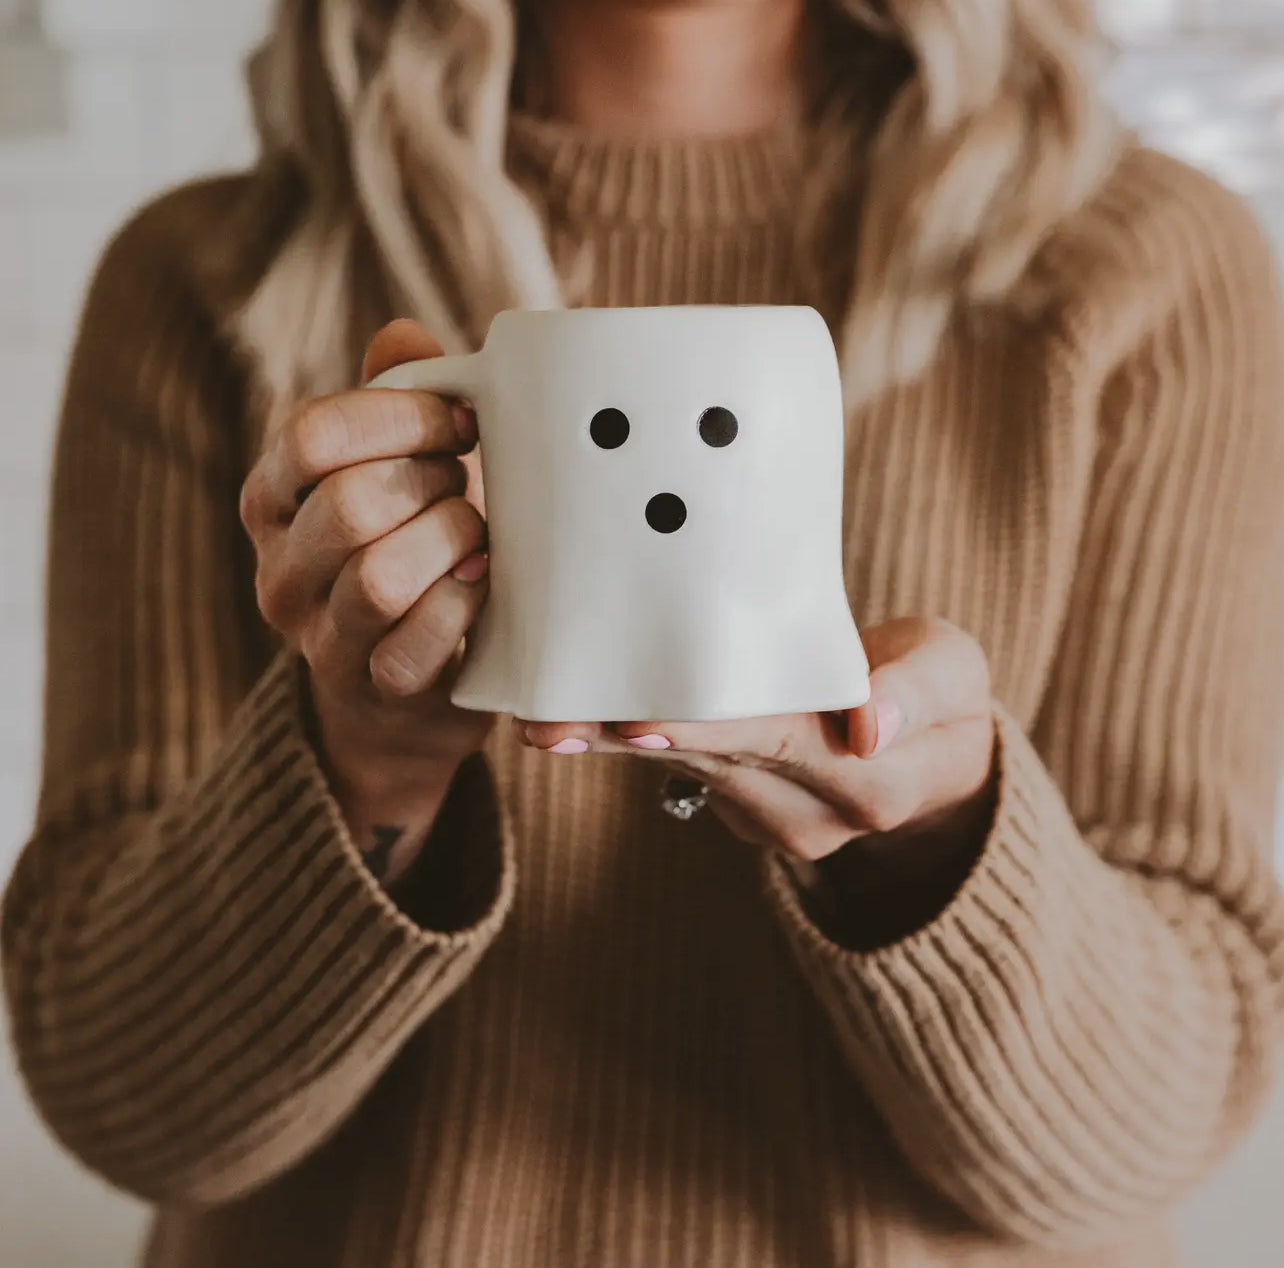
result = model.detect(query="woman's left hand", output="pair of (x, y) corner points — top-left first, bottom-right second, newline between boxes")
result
(515, 617), (998, 862)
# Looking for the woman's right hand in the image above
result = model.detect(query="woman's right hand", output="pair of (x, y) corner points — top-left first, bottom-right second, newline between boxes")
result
(239, 320), (493, 883)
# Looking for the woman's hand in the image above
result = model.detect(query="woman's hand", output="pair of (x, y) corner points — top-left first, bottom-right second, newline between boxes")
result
(240, 320), (492, 885)
(515, 617), (997, 866)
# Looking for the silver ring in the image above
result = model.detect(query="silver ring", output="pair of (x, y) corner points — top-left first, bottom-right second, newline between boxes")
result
(660, 776), (710, 822)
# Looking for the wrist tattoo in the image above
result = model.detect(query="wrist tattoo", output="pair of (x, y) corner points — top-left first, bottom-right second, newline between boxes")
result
(365, 825), (406, 880)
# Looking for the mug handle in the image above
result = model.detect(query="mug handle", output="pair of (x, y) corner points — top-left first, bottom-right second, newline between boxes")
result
(365, 351), (487, 399)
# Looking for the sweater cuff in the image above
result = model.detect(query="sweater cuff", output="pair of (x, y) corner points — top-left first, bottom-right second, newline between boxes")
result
(151, 647), (516, 1186)
(5, 648), (517, 1203)
(757, 702), (1277, 1242)
(152, 644), (518, 1114)
(206, 647), (516, 950)
(759, 700), (1116, 1112)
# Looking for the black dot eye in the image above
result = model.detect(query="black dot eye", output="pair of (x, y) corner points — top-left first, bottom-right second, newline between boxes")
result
(698, 406), (738, 448)
(590, 407), (630, 449)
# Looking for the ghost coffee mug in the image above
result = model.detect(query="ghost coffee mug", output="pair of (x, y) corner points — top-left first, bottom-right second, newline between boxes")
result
(366, 305), (870, 722)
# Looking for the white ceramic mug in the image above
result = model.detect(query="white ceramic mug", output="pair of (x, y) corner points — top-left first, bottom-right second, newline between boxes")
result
(367, 305), (870, 722)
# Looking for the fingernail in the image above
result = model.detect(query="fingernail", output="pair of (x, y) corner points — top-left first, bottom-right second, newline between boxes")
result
(625, 734), (671, 750)
(546, 738), (589, 755)
(451, 552), (488, 583)
(871, 692), (903, 756)
(451, 402), (477, 443)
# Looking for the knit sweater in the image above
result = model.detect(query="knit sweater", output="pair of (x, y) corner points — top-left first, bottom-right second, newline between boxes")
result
(4, 113), (1284, 1268)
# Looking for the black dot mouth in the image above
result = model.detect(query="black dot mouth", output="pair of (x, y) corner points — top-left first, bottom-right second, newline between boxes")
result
(646, 492), (687, 534)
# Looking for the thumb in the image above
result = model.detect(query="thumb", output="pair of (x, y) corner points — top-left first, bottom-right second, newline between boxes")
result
(361, 318), (445, 385)
(845, 618), (929, 758)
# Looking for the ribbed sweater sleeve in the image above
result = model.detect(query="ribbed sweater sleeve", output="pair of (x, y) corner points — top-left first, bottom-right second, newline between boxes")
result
(0, 188), (516, 1206)
(760, 172), (1284, 1247)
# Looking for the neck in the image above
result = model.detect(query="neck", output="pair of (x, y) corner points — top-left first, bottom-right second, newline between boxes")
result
(528, 0), (811, 138)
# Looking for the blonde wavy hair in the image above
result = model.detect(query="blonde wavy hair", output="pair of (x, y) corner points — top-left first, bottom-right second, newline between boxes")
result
(232, 0), (1120, 424)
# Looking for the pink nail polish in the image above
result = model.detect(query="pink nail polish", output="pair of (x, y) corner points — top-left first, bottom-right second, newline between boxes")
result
(546, 738), (589, 755)
(626, 734), (671, 750)
(450, 402), (477, 443)
(452, 552), (488, 583)
(871, 694), (903, 755)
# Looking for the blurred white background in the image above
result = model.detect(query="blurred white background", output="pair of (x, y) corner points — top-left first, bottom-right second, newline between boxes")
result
(0, 1), (1282, 1264)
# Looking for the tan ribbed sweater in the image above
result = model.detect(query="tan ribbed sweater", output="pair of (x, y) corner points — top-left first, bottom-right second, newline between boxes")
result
(4, 116), (1284, 1268)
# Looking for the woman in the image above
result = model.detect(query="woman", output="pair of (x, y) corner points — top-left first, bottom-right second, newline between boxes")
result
(4, 0), (1283, 1264)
